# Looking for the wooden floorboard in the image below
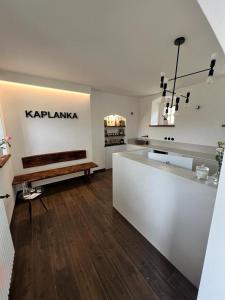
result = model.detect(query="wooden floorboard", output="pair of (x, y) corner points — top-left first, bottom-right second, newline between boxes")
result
(10, 170), (198, 300)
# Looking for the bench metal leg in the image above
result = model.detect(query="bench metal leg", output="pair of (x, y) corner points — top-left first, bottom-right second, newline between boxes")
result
(40, 197), (48, 211)
(86, 169), (91, 181)
(84, 169), (90, 181)
(28, 200), (32, 224)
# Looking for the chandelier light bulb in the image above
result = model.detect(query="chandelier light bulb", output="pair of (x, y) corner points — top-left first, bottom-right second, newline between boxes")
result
(186, 91), (190, 102)
(165, 101), (170, 115)
(162, 86), (167, 97)
(211, 53), (217, 60)
(161, 96), (166, 104)
(175, 108), (180, 116)
(207, 75), (214, 84)
(184, 100), (190, 111)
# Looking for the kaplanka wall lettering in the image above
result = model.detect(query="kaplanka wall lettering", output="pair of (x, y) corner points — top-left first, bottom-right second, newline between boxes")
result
(25, 110), (78, 119)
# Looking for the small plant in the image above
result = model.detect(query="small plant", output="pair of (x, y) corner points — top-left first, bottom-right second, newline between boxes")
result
(215, 141), (225, 175)
(0, 135), (12, 149)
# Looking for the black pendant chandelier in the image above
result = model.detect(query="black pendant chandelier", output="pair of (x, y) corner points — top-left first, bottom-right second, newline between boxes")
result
(160, 37), (216, 115)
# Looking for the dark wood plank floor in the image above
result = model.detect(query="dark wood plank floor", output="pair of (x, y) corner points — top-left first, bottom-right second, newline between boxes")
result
(10, 170), (198, 300)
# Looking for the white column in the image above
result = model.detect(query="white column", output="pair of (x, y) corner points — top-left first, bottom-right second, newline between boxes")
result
(198, 158), (225, 299)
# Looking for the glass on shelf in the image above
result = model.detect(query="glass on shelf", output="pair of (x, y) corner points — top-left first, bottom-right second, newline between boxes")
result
(22, 182), (30, 197)
(36, 186), (44, 194)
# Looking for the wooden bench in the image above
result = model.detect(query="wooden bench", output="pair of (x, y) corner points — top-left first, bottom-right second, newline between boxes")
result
(12, 150), (97, 185)
(12, 162), (97, 185)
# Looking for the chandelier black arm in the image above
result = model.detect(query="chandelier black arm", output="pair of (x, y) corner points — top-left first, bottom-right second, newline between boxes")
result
(170, 43), (180, 108)
(165, 89), (188, 99)
(160, 37), (216, 110)
(168, 68), (210, 81)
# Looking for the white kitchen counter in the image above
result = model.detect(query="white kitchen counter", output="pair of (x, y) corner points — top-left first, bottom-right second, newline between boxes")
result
(116, 151), (217, 187)
(113, 151), (217, 287)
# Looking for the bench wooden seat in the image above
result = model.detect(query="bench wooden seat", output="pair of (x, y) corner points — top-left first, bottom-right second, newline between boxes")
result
(12, 162), (97, 185)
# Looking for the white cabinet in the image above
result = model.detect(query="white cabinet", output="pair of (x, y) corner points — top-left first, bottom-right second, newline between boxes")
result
(105, 145), (126, 169)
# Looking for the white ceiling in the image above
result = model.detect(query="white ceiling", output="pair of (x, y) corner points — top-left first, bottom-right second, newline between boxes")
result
(0, 0), (224, 96)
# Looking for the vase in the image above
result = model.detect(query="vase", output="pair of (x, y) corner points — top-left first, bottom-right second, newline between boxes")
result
(211, 164), (222, 185)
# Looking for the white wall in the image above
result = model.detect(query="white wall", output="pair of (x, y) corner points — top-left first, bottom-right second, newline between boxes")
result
(0, 82), (93, 182)
(196, 2), (225, 298)
(0, 93), (15, 222)
(139, 76), (225, 146)
(91, 90), (139, 169)
(0, 83), (139, 183)
(197, 0), (225, 54)
(197, 157), (225, 299)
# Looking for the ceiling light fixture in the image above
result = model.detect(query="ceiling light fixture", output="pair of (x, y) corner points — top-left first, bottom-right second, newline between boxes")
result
(160, 37), (216, 114)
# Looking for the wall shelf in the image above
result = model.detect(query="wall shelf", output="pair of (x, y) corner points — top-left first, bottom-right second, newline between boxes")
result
(104, 120), (126, 147)
(0, 154), (11, 168)
(149, 125), (175, 127)
(104, 126), (126, 128)
(105, 143), (126, 147)
(105, 135), (125, 137)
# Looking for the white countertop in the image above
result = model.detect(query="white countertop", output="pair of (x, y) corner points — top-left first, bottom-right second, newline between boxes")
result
(115, 151), (217, 189)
